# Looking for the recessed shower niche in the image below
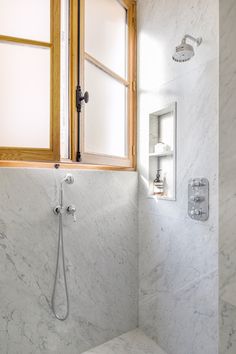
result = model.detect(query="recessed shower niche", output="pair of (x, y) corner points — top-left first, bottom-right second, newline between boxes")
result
(149, 103), (177, 200)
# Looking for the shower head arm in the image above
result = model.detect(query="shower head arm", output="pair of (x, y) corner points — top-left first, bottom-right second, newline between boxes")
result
(182, 34), (202, 46)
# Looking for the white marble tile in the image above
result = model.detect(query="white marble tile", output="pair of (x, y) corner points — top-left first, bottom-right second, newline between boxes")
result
(220, 301), (236, 354)
(139, 271), (218, 354)
(139, 213), (217, 298)
(137, 0), (219, 353)
(138, 59), (218, 221)
(221, 281), (236, 308)
(0, 169), (138, 354)
(138, 62), (218, 354)
(81, 329), (167, 354)
(219, 0), (236, 352)
(137, 0), (218, 90)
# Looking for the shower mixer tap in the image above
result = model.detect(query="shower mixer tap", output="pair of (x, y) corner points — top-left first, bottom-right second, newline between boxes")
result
(53, 204), (77, 222)
(188, 178), (209, 221)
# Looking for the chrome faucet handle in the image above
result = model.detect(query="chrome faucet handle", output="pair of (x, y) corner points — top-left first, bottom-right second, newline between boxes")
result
(191, 179), (206, 188)
(190, 195), (204, 203)
(190, 208), (206, 217)
(66, 205), (77, 222)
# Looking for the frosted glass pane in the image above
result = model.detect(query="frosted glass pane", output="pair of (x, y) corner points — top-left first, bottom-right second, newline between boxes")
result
(85, 0), (127, 78)
(84, 61), (127, 157)
(60, 0), (70, 159)
(0, 43), (50, 148)
(0, 0), (50, 42)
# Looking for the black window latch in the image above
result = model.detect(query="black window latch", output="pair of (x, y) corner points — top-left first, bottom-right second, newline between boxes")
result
(76, 85), (89, 113)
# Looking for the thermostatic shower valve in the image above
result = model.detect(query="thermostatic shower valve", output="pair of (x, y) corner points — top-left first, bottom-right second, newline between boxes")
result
(188, 178), (209, 221)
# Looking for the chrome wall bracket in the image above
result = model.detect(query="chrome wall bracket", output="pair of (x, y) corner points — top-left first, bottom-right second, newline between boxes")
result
(188, 178), (209, 221)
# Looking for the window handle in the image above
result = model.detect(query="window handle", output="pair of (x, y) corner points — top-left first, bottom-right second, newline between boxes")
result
(76, 85), (89, 113)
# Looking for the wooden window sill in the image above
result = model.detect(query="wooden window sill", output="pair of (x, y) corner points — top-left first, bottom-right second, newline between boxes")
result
(0, 160), (135, 171)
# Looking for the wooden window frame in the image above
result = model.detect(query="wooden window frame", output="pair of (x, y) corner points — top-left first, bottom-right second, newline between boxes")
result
(0, 0), (60, 162)
(0, 0), (137, 171)
(70, 0), (137, 169)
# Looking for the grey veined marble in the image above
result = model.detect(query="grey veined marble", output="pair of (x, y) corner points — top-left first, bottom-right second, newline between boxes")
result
(0, 168), (138, 354)
(82, 329), (167, 354)
(137, 0), (219, 353)
(219, 0), (236, 353)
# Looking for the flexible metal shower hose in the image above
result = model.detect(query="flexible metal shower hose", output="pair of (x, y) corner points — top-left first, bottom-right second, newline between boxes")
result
(51, 187), (69, 321)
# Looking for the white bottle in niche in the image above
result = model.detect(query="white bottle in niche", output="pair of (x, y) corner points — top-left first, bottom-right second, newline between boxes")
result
(153, 169), (164, 196)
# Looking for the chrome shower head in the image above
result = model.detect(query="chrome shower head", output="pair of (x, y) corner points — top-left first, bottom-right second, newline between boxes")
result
(172, 42), (194, 62)
(172, 35), (202, 63)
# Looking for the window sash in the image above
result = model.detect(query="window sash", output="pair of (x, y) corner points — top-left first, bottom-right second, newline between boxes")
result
(0, 0), (60, 162)
(0, 0), (136, 169)
(70, 0), (136, 167)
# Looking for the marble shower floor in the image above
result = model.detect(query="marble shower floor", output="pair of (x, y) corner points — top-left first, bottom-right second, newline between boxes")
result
(82, 329), (167, 354)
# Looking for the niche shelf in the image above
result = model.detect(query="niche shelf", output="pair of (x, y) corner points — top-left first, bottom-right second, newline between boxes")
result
(149, 103), (177, 200)
(149, 151), (174, 158)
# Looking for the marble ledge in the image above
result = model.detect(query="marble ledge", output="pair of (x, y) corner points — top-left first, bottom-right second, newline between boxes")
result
(81, 329), (167, 354)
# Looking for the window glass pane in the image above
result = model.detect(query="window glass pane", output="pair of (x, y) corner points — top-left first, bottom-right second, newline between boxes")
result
(0, 0), (50, 42)
(60, 0), (69, 159)
(85, 0), (127, 79)
(0, 42), (50, 148)
(84, 61), (127, 157)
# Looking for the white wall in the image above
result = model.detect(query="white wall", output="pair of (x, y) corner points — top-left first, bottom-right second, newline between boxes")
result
(0, 169), (138, 354)
(137, 1), (219, 353)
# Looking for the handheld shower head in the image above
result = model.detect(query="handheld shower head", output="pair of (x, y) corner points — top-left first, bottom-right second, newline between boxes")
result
(61, 173), (74, 185)
(172, 35), (202, 63)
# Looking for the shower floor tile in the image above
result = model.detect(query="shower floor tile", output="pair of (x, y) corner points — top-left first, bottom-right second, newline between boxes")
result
(81, 329), (167, 354)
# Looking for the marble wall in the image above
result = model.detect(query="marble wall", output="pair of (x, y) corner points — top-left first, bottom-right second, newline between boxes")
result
(137, 1), (219, 353)
(0, 168), (138, 354)
(219, 0), (236, 353)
